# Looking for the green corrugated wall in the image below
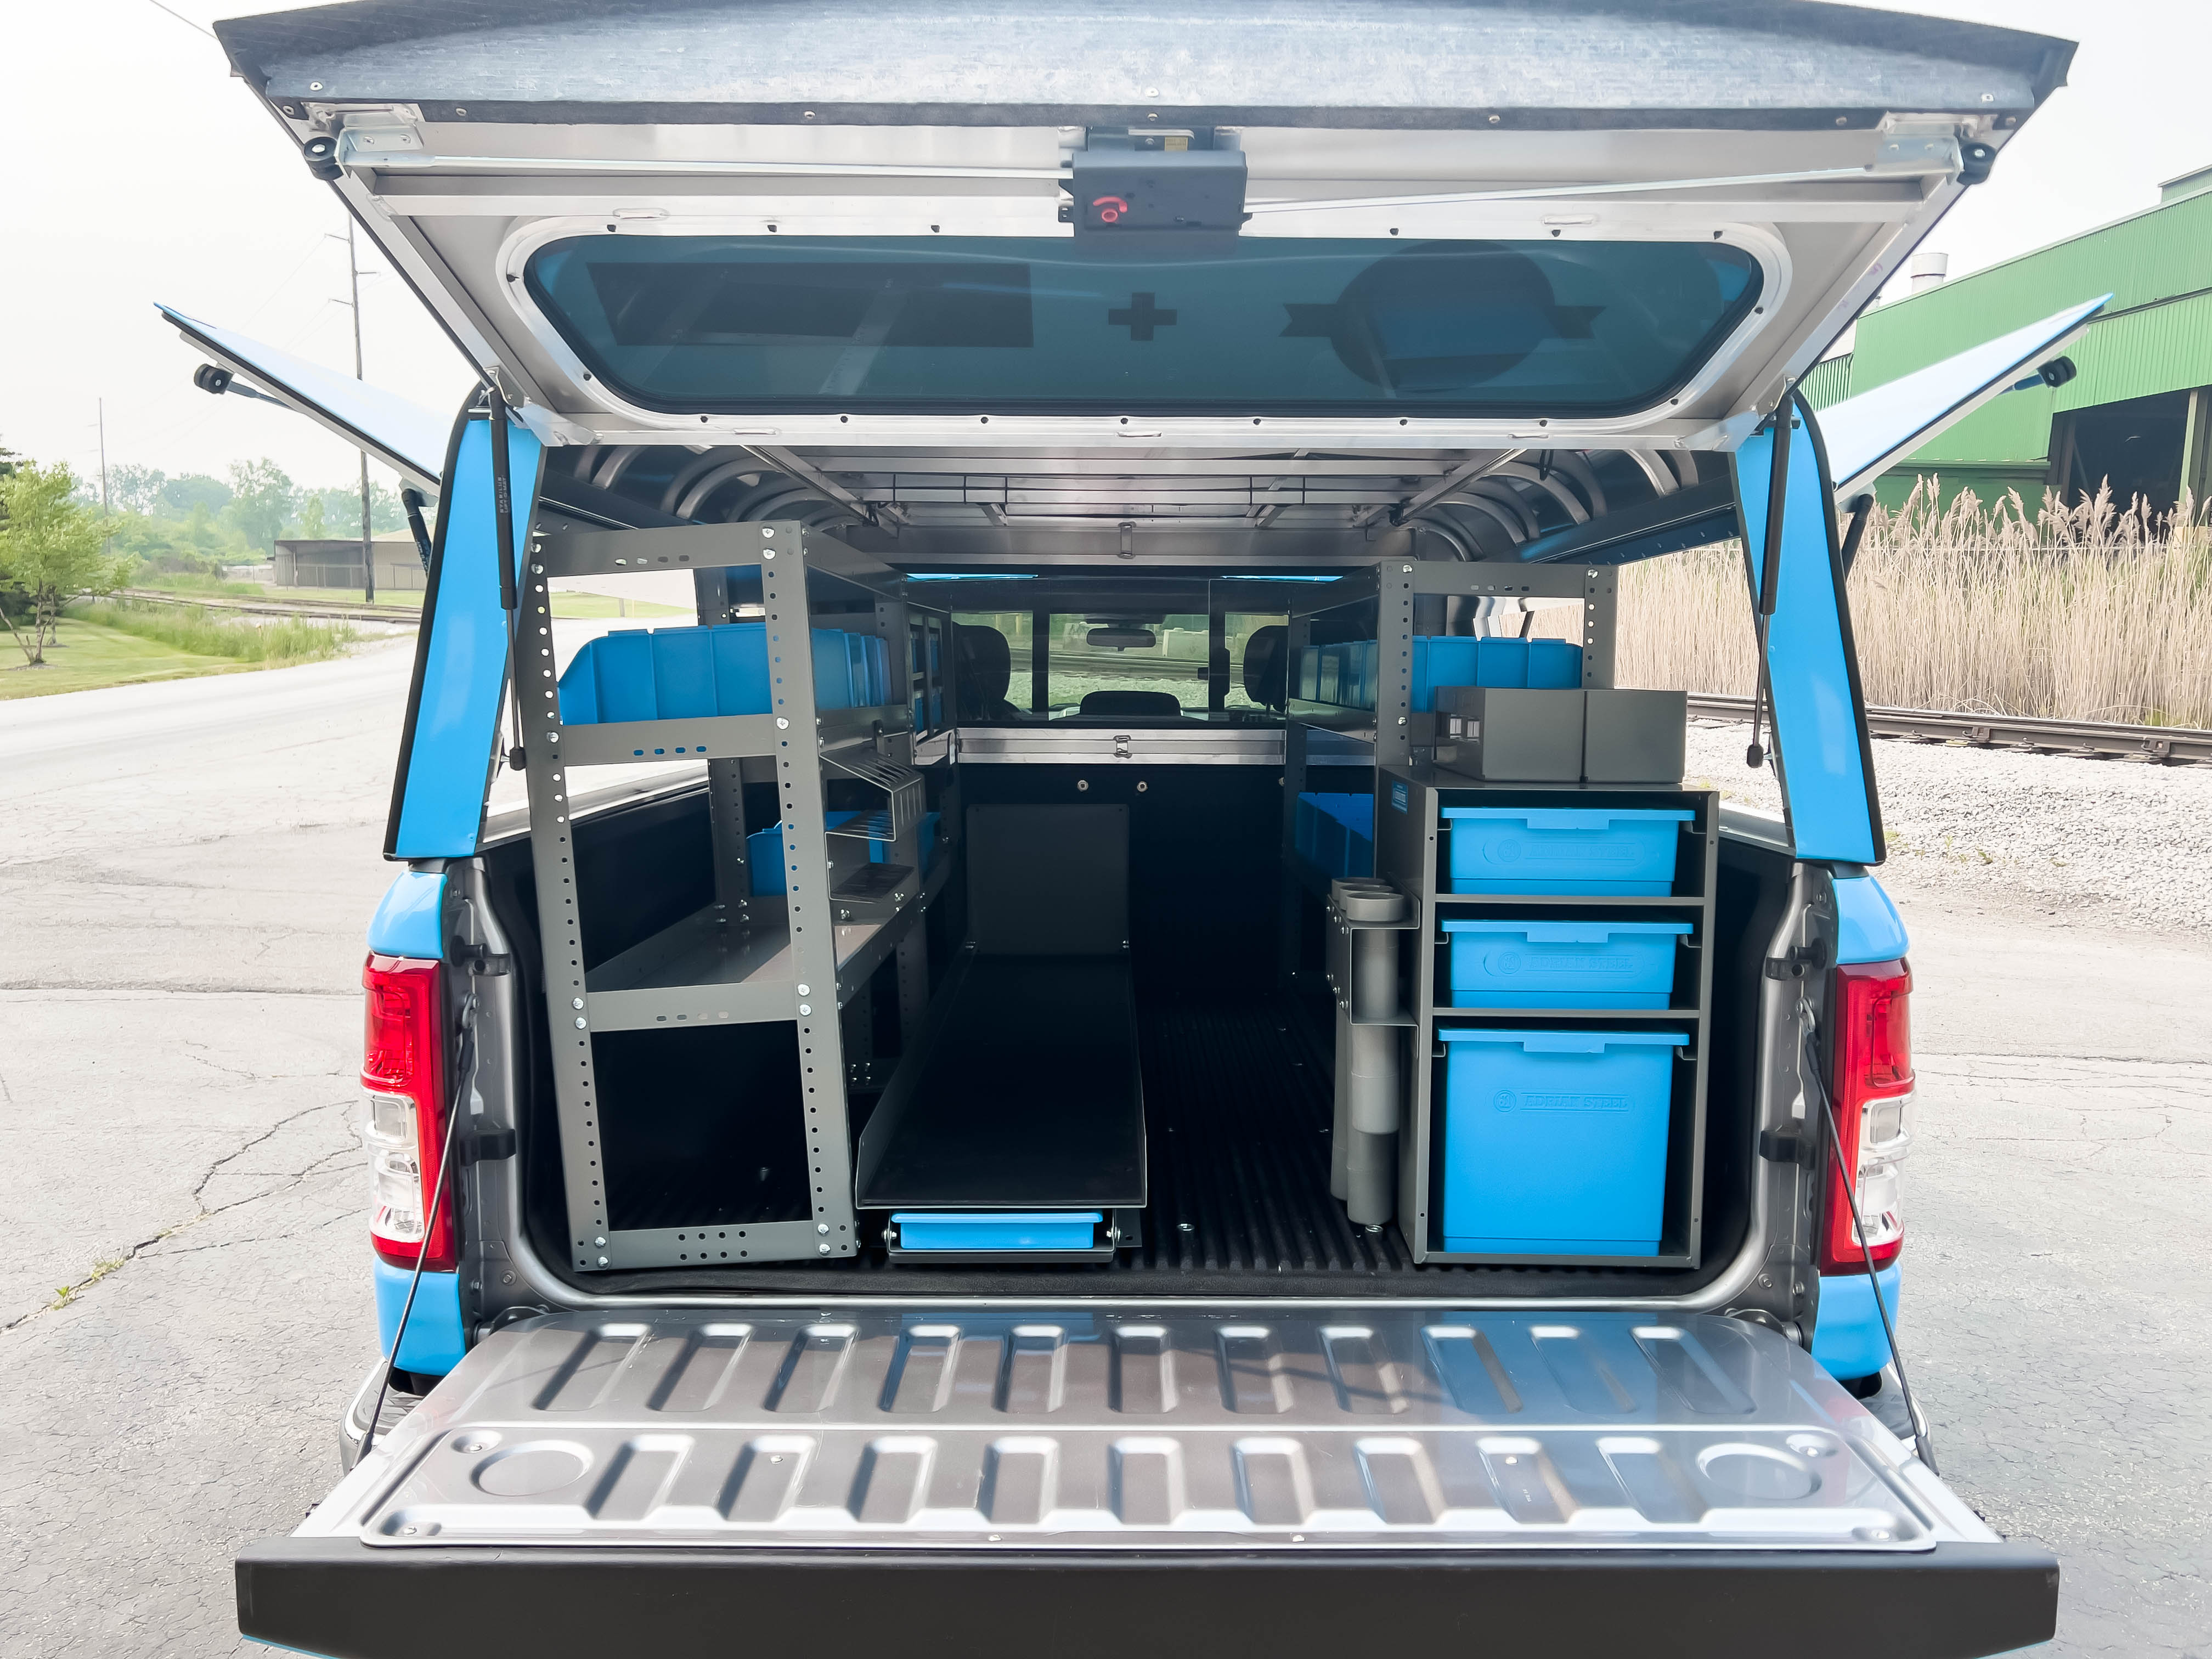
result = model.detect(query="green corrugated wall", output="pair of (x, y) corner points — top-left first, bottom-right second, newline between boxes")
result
(1839, 186), (2212, 509)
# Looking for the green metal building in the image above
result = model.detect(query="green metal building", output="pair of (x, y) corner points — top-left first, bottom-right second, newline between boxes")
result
(1807, 164), (2212, 517)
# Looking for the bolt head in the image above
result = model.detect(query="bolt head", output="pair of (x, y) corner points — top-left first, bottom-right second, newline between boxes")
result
(816, 1222), (830, 1234)
(798, 1003), (811, 1015)
(797, 984), (810, 996)
(776, 717), (789, 729)
(571, 997), (584, 1010)
(818, 1243), (831, 1255)
(573, 1016), (587, 1029)
(597, 1256), (609, 1266)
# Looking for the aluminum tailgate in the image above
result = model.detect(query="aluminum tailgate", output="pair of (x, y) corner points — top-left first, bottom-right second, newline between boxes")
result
(241, 1306), (2055, 1658)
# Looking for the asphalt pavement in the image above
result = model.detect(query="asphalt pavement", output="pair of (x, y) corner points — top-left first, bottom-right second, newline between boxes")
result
(0, 647), (2204, 1656)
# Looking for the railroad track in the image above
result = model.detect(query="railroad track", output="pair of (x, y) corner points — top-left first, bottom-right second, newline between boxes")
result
(1686, 692), (2212, 766)
(117, 588), (421, 625)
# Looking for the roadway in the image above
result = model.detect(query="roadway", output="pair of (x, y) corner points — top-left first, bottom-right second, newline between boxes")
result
(0, 644), (2203, 1655)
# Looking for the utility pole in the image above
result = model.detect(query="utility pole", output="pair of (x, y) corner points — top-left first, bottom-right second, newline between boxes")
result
(342, 219), (374, 602)
(97, 399), (111, 560)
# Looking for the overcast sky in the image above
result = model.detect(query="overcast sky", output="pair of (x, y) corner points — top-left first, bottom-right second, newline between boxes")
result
(2, 0), (2207, 496)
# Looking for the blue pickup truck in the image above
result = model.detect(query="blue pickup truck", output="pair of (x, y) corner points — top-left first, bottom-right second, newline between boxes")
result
(174, 3), (2100, 1654)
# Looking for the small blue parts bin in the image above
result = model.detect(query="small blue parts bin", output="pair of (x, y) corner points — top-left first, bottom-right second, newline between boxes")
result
(1442, 919), (1692, 1008)
(1442, 806), (1694, 894)
(1438, 1029), (1687, 1256)
(1295, 792), (1375, 878)
(1526, 639), (1583, 689)
(558, 622), (783, 724)
(891, 1212), (1102, 1251)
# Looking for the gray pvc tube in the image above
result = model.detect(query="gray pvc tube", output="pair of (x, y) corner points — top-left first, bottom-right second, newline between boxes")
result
(1345, 1128), (1396, 1226)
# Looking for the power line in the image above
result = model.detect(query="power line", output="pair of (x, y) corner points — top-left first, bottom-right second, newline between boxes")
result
(145, 1), (217, 41)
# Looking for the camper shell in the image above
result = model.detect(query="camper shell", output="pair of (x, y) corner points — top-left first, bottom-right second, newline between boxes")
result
(189, 3), (2090, 1654)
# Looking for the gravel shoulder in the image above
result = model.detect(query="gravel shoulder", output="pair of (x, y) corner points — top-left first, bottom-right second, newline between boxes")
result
(1687, 720), (2212, 939)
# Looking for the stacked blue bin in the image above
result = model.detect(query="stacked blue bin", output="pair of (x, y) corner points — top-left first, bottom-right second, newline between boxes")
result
(1295, 792), (1374, 877)
(1435, 802), (1694, 1257)
(1410, 636), (1581, 711)
(1437, 1030), (1687, 1255)
(557, 623), (891, 726)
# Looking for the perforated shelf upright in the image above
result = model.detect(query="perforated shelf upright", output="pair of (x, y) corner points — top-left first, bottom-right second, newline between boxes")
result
(517, 520), (946, 1273)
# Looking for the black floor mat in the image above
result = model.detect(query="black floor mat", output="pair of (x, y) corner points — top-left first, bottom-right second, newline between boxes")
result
(1130, 995), (1413, 1274)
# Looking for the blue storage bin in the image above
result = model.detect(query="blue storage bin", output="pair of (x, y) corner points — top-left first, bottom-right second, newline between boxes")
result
(892, 1212), (1102, 1251)
(1443, 806), (1694, 894)
(591, 630), (658, 723)
(1526, 639), (1582, 689)
(811, 628), (855, 710)
(650, 628), (717, 719)
(1296, 793), (1375, 877)
(712, 622), (771, 715)
(555, 648), (599, 725)
(1442, 919), (1692, 1008)
(1410, 636), (1478, 712)
(843, 631), (876, 707)
(1438, 1029), (1687, 1255)
(870, 634), (891, 707)
(1476, 636), (1528, 688)
(750, 811), (904, 895)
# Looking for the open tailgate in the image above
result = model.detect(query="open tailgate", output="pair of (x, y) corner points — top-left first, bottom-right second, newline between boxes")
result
(242, 1306), (2055, 1658)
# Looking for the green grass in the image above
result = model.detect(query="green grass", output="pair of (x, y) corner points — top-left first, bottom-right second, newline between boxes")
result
(132, 573), (268, 598)
(254, 585), (686, 619)
(0, 601), (365, 700)
(76, 600), (359, 664)
(0, 618), (250, 700)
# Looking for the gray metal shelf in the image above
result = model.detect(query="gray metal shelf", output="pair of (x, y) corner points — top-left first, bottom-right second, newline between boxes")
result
(1377, 775), (1721, 1268)
(517, 519), (951, 1273)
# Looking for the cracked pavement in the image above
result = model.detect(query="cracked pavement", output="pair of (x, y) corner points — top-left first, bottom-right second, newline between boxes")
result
(1, 647), (2207, 1656)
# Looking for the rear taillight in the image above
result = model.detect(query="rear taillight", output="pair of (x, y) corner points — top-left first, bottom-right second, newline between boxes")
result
(1819, 958), (1914, 1273)
(361, 953), (456, 1272)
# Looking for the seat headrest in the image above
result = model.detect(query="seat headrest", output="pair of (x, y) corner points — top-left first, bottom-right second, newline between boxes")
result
(1078, 689), (1184, 717)
(1242, 624), (1289, 710)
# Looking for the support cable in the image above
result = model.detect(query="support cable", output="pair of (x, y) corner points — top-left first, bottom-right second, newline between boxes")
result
(1798, 997), (1939, 1474)
(358, 992), (474, 1463)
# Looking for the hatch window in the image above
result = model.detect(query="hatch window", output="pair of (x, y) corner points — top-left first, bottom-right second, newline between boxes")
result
(526, 235), (1762, 416)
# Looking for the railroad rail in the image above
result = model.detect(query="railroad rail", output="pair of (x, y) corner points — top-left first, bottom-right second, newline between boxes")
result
(1687, 692), (2212, 766)
(117, 588), (421, 625)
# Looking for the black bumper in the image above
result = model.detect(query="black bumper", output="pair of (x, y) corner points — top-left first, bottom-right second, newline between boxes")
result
(239, 1537), (2058, 1659)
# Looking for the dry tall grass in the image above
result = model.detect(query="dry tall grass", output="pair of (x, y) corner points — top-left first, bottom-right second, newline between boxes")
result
(1617, 479), (2212, 728)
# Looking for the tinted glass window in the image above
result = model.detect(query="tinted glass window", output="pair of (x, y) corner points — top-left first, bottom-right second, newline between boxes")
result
(526, 236), (1760, 416)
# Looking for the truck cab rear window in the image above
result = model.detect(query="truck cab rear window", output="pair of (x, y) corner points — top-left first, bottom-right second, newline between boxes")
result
(524, 235), (1762, 416)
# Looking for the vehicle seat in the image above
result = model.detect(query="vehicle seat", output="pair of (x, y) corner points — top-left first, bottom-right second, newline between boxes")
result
(1077, 689), (1184, 718)
(1242, 624), (1289, 710)
(953, 623), (1023, 723)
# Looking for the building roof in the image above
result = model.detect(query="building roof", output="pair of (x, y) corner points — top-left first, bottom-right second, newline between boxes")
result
(1826, 183), (2212, 469)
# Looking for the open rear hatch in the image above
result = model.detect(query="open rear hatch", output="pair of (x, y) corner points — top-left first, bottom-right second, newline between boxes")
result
(244, 1307), (2054, 1658)
(208, 4), (2070, 1654)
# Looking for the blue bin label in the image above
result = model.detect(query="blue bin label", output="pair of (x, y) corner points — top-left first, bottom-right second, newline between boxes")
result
(1390, 780), (1409, 814)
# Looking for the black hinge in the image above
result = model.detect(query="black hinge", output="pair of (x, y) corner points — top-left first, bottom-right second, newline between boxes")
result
(1763, 939), (1831, 981)
(461, 1126), (518, 1165)
(455, 943), (514, 978)
(1758, 1123), (1816, 1166)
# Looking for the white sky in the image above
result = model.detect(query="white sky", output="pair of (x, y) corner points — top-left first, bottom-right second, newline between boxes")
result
(2, 0), (2207, 494)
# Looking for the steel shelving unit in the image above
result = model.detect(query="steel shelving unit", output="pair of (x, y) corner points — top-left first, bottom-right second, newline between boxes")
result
(519, 520), (949, 1272)
(1372, 772), (1720, 1267)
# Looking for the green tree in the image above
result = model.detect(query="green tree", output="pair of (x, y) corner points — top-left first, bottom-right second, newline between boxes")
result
(224, 458), (296, 552)
(296, 494), (328, 539)
(155, 473), (232, 520)
(0, 461), (132, 665)
(109, 464), (169, 515)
